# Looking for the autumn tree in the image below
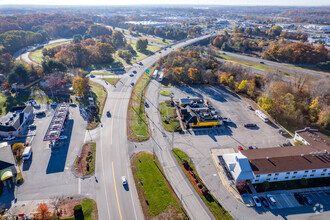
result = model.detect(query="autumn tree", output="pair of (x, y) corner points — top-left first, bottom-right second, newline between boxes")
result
(309, 97), (320, 122)
(188, 68), (200, 83)
(0, 53), (15, 75)
(237, 80), (248, 92)
(73, 77), (87, 97)
(258, 94), (275, 114)
(35, 203), (51, 220)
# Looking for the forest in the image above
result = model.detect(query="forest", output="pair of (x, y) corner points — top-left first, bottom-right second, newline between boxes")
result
(158, 46), (330, 132)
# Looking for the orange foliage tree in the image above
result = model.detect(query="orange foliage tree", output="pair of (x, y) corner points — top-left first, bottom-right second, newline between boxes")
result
(35, 203), (51, 220)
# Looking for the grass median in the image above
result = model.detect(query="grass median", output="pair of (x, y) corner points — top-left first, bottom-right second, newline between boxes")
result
(160, 90), (172, 96)
(173, 148), (233, 220)
(159, 101), (181, 132)
(60, 198), (98, 220)
(131, 152), (187, 219)
(103, 78), (120, 86)
(127, 65), (156, 141)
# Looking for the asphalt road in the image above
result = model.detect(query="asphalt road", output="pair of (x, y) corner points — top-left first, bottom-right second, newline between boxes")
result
(218, 50), (329, 78)
(92, 34), (212, 220)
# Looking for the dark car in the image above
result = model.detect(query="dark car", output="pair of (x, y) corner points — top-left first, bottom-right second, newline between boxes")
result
(260, 61), (265, 64)
(278, 129), (290, 137)
(260, 197), (269, 207)
(133, 70), (137, 74)
(294, 193), (304, 205)
(283, 142), (292, 147)
(248, 146), (253, 149)
(106, 111), (111, 117)
(35, 111), (46, 116)
(244, 123), (257, 128)
(302, 194), (312, 205)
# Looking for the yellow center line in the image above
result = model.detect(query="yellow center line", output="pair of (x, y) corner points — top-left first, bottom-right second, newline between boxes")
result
(112, 161), (123, 220)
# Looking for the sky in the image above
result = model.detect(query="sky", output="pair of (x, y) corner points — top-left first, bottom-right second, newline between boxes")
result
(0, 0), (329, 6)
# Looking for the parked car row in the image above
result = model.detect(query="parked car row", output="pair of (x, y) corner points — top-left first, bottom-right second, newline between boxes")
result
(253, 194), (277, 207)
(294, 193), (313, 205)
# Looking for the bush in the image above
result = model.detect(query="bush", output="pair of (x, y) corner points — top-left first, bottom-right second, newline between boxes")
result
(201, 187), (209, 196)
(73, 204), (82, 211)
(197, 183), (202, 189)
(300, 178), (308, 187)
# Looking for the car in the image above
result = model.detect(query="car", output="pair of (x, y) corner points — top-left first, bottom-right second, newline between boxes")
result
(222, 117), (232, 123)
(90, 74), (95, 78)
(247, 105), (254, 110)
(244, 123), (257, 128)
(302, 194), (312, 205)
(59, 135), (67, 140)
(106, 111), (111, 117)
(28, 124), (36, 130)
(131, 82), (135, 86)
(3, 135), (15, 141)
(248, 146), (253, 149)
(278, 129), (290, 137)
(129, 74), (134, 77)
(139, 62), (143, 65)
(266, 194), (276, 205)
(35, 111), (45, 116)
(223, 52), (226, 55)
(34, 104), (41, 108)
(260, 61), (265, 64)
(253, 196), (262, 207)
(283, 142), (292, 146)
(51, 102), (57, 106)
(26, 100), (37, 106)
(294, 193), (304, 205)
(121, 176), (127, 185)
(260, 196), (269, 207)
(22, 147), (32, 161)
(238, 146), (243, 151)
(133, 70), (137, 74)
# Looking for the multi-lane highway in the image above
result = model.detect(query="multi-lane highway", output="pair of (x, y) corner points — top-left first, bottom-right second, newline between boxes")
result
(93, 34), (212, 220)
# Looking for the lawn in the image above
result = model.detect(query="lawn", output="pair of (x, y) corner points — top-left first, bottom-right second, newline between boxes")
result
(127, 40), (161, 63)
(132, 152), (187, 219)
(159, 90), (172, 96)
(103, 78), (119, 86)
(173, 149), (233, 220)
(283, 64), (330, 75)
(143, 36), (174, 46)
(217, 54), (271, 71)
(127, 65), (156, 141)
(61, 198), (98, 220)
(159, 101), (181, 132)
(29, 40), (70, 63)
(91, 71), (116, 75)
(85, 142), (96, 176)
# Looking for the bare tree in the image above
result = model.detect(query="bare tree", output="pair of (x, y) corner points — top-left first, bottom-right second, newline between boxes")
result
(50, 195), (65, 218)
(311, 79), (330, 100)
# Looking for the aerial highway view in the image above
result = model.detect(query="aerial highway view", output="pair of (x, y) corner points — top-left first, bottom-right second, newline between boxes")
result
(0, 1), (329, 220)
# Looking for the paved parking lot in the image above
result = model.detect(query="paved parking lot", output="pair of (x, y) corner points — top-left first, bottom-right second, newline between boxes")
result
(12, 103), (95, 202)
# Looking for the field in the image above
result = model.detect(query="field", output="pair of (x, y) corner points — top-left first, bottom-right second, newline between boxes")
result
(30, 40), (71, 63)
(131, 152), (187, 219)
(159, 101), (181, 132)
(217, 54), (271, 71)
(103, 78), (120, 86)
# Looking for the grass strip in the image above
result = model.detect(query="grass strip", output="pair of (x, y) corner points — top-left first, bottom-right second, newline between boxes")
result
(85, 142), (96, 176)
(159, 102), (181, 132)
(60, 198), (98, 220)
(159, 90), (172, 96)
(173, 148), (233, 220)
(103, 78), (120, 86)
(131, 152), (187, 219)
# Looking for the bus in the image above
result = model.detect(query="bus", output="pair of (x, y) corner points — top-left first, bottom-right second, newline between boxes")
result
(255, 110), (269, 122)
(153, 70), (158, 79)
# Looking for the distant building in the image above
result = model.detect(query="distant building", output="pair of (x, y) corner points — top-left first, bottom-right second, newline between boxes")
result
(221, 128), (330, 185)
(0, 142), (17, 187)
(0, 105), (34, 137)
(178, 98), (220, 128)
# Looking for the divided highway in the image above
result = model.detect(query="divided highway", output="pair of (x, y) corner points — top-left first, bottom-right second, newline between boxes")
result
(93, 34), (213, 220)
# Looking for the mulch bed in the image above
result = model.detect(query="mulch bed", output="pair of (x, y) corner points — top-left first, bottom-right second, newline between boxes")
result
(75, 144), (92, 175)
(58, 199), (81, 218)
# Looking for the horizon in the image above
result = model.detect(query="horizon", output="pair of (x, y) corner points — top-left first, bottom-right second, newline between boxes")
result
(0, 0), (330, 7)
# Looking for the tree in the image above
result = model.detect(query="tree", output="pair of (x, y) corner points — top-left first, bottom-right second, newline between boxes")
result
(35, 203), (51, 220)
(237, 80), (248, 92)
(111, 31), (126, 49)
(136, 39), (148, 51)
(268, 25), (283, 37)
(7, 63), (29, 84)
(72, 34), (83, 44)
(258, 94), (275, 114)
(50, 195), (65, 217)
(213, 36), (224, 48)
(0, 53), (15, 75)
(309, 97), (320, 122)
(188, 68), (200, 83)
(72, 77), (87, 97)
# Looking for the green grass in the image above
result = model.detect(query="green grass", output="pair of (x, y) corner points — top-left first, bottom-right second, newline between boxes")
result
(29, 40), (70, 63)
(161, 84), (171, 88)
(143, 36), (174, 46)
(173, 149), (233, 220)
(92, 71), (116, 75)
(217, 54), (271, 71)
(283, 64), (330, 75)
(133, 152), (186, 218)
(85, 142), (96, 176)
(60, 198), (97, 220)
(128, 40), (161, 63)
(128, 65), (156, 141)
(103, 78), (119, 86)
(159, 102), (181, 132)
(159, 90), (172, 96)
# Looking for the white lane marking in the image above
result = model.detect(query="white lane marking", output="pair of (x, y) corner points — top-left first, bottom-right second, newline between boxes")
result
(127, 166), (138, 220)
(78, 178), (81, 194)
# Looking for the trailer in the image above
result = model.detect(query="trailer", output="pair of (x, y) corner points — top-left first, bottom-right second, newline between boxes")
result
(255, 110), (269, 122)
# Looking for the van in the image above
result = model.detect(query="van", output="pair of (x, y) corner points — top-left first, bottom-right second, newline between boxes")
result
(22, 147), (32, 161)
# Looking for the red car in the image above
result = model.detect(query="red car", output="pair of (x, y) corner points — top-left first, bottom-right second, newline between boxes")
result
(238, 146), (243, 151)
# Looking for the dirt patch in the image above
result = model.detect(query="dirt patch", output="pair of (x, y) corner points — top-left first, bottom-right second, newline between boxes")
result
(58, 199), (81, 218)
(75, 144), (93, 176)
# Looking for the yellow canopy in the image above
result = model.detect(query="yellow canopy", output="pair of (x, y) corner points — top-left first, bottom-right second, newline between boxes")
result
(0, 168), (13, 181)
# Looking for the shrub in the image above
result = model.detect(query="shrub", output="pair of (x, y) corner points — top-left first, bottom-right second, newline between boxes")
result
(300, 178), (308, 187)
(73, 204), (82, 212)
(201, 187), (209, 196)
(197, 183), (202, 188)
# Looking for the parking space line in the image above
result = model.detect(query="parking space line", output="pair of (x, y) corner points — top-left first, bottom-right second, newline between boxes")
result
(286, 193), (299, 208)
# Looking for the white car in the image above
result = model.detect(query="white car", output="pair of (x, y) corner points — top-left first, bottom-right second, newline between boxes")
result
(266, 194), (276, 205)
(59, 135), (67, 140)
(222, 117), (232, 123)
(3, 135), (16, 141)
(253, 196), (262, 207)
(121, 176), (127, 185)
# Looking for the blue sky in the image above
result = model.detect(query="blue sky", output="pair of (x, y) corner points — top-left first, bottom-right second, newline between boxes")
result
(0, 0), (329, 6)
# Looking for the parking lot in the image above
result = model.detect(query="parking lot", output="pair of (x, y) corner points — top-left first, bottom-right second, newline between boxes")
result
(11, 103), (95, 201)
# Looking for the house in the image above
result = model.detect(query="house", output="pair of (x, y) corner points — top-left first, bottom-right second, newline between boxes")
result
(221, 128), (330, 185)
(0, 142), (17, 187)
(0, 105), (34, 137)
(178, 98), (220, 128)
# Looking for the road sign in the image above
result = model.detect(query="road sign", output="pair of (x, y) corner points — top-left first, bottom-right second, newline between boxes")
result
(145, 69), (150, 73)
